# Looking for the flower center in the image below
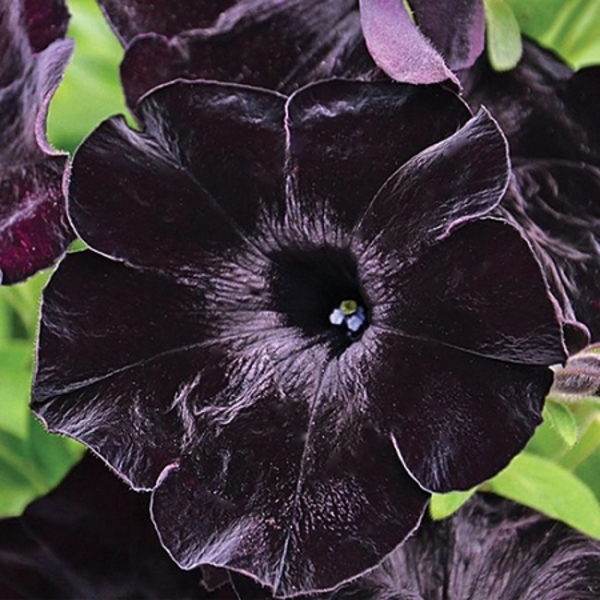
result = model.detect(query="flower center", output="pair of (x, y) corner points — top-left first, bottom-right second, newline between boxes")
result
(269, 247), (369, 348)
(329, 299), (367, 336)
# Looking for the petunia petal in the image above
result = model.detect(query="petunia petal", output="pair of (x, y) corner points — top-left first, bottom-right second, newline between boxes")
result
(462, 39), (600, 342)
(22, 0), (70, 52)
(0, 158), (72, 284)
(152, 409), (428, 597)
(0, 454), (212, 599)
(463, 40), (600, 167)
(31, 251), (215, 488)
(365, 330), (551, 492)
(410, 0), (485, 71)
(359, 0), (458, 85)
(352, 109), (509, 263)
(355, 493), (600, 599)
(370, 218), (566, 365)
(119, 0), (376, 109)
(139, 81), (286, 231)
(69, 81), (285, 272)
(0, 0), (74, 284)
(503, 160), (600, 341)
(96, 0), (236, 43)
(285, 80), (471, 235)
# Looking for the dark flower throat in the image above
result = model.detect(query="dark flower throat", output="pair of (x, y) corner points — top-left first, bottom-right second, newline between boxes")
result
(270, 247), (368, 347)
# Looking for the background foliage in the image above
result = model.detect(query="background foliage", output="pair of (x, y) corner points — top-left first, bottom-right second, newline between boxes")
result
(2, 0), (600, 540)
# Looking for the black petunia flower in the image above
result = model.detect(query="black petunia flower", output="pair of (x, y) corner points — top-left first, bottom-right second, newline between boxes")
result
(32, 77), (566, 597)
(95, 0), (483, 110)
(0, 0), (74, 284)
(98, 0), (379, 110)
(331, 493), (600, 599)
(462, 40), (600, 344)
(0, 454), (229, 599)
(5, 461), (599, 600)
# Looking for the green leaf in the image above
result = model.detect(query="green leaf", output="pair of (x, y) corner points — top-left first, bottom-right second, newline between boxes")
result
(0, 428), (48, 516)
(560, 413), (600, 472)
(506, 0), (600, 69)
(0, 270), (50, 339)
(0, 417), (84, 518)
(27, 416), (85, 484)
(487, 452), (600, 539)
(544, 400), (578, 447)
(46, 0), (129, 153)
(0, 297), (11, 342)
(430, 487), (477, 520)
(484, 0), (523, 71)
(0, 341), (33, 439)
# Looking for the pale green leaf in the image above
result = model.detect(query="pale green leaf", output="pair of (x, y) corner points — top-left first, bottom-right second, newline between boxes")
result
(0, 342), (33, 439)
(559, 414), (600, 472)
(47, 0), (129, 153)
(545, 400), (578, 447)
(484, 0), (523, 71)
(507, 0), (600, 68)
(430, 487), (477, 520)
(487, 452), (600, 539)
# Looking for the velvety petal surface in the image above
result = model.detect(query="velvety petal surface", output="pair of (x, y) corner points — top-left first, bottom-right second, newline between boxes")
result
(463, 40), (600, 167)
(238, 493), (600, 598)
(97, 0), (235, 43)
(32, 251), (215, 488)
(371, 218), (566, 364)
(139, 81), (286, 232)
(23, 0), (69, 51)
(463, 39), (600, 340)
(0, 0), (74, 284)
(365, 331), (551, 492)
(359, 0), (457, 84)
(354, 494), (600, 599)
(69, 81), (285, 272)
(352, 109), (509, 262)
(0, 454), (218, 599)
(503, 161), (600, 341)
(0, 158), (72, 284)
(120, 0), (377, 109)
(285, 80), (471, 235)
(410, 0), (485, 70)
(152, 412), (428, 597)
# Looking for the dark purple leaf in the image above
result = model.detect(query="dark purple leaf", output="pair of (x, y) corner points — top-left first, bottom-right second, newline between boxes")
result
(359, 0), (457, 84)
(410, 0), (485, 71)
(0, 0), (74, 284)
